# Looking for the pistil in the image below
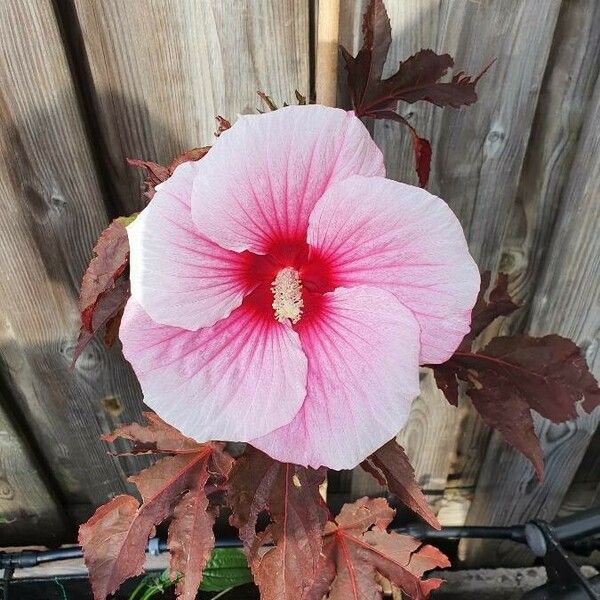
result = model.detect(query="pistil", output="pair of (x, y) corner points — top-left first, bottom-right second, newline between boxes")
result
(271, 267), (303, 324)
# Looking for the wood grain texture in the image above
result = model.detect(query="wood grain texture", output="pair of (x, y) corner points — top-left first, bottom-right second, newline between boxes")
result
(0, 0), (147, 537)
(367, 0), (561, 266)
(339, 0), (561, 509)
(73, 0), (310, 215)
(0, 389), (68, 545)
(500, 0), (600, 325)
(450, 0), (600, 559)
(462, 70), (600, 567)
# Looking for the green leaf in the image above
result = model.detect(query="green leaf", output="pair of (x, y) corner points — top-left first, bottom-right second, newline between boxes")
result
(117, 212), (139, 227)
(199, 548), (253, 592)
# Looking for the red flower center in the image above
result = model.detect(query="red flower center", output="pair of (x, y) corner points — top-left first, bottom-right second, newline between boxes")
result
(241, 239), (335, 326)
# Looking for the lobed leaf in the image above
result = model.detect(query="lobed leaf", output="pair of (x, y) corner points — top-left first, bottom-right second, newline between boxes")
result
(257, 91), (278, 111)
(460, 270), (520, 350)
(361, 440), (439, 529)
(227, 446), (328, 600)
(431, 273), (599, 478)
(72, 216), (135, 365)
(127, 146), (209, 202)
(167, 467), (217, 600)
(215, 116), (232, 137)
(440, 335), (599, 479)
(307, 497), (449, 600)
(340, 0), (488, 187)
(80, 414), (232, 600)
(102, 411), (198, 455)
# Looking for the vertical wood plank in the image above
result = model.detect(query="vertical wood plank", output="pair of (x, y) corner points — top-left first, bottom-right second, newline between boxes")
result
(462, 70), (600, 566)
(500, 0), (600, 327)
(340, 0), (561, 508)
(0, 389), (68, 545)
(0, 0), (147, 536)
(367, 0), (561, 269)
(454, 0), (600, 552)
(73, 0), (310, 216)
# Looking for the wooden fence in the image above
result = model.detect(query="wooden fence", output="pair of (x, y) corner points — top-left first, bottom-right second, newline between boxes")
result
(0, 0), (598, 568)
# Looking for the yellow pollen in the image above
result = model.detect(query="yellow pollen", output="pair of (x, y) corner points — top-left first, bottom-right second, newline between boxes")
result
(271, 267), (303, 324)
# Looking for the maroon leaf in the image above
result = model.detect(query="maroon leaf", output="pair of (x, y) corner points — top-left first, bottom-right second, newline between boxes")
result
(433, 335), (600, 479)
(127, 146), (210, 202)
(339, 0), (392, 112)
(215, 116), (232, 137)
(361, 440), (439, 529)
(80, 414), (232, 600)
(73, 277), (130, 362)
(102, 411), (199, 454)
(257, 91), (278, 111)
(73, 216), (136, 365)
(373, 110), (432, 187)
(295, 90), (307, 105)
(430, 361), (460, 406)
(75, 145), (211, 364)
(461, 271), (520, 350)
(227, 446), (328, 600)
(126, 158), (169, 200)
(341, 0), (489, 187)
(78, 218), (130, 330)
(307, 497), (449, 600)
(168, 468), (218, 600)
(341, 0), (488, 116)
(379, 51), (489, 109)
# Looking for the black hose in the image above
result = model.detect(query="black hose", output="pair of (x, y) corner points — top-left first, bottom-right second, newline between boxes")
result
(3, 511), (599, 572)
(396, 524), (527, 543)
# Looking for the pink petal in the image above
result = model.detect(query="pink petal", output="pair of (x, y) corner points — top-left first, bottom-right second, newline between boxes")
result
(120, 297), (308, 442)
(251, 286), (421, 469)
(307, 176), (480, 364)
(191, 106), (384, 254)
(128, 161), (253, 330)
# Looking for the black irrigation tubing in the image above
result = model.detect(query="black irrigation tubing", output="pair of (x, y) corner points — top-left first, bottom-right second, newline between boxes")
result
(0, 537), (242, 570)
(3, 507), (600, 571)
(0, 525), (574, 571)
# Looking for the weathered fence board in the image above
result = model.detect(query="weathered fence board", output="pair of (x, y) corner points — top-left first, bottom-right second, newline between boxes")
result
(0, 0), (147, 535)
(339, 0), (564, 521)
(462, 71), (600, 566)
(0, 389), (68, 546)
(73, 0), (310, 215)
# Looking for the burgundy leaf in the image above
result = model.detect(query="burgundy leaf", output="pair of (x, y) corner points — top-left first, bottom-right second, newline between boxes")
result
(430, 362), (460, 406)
(433, 335), (600, 479)
(341, 0), (488, 187)
(78, 218), (130, 331)
(227, 446), (328, 600)
(215, 116), (232, 137)
(127, 146), (210, 202)
(257, 91), (278, 111)
(361, 440), (439, 529)
(79, 495), (149, 600)
(80, 415), (232, 600)
(378, 51), (489, 110)
(341, 1), (489, 117)
(308, 498), (449, 600)
(460, 270), (520, 350)
(102, 411), (199, 454)
(73, 216), (135, 365)
(372, 109), (432, 187)
(168, 470), (218, 600)
(340, 0), (391, 111)
(295, 90), (307, 105)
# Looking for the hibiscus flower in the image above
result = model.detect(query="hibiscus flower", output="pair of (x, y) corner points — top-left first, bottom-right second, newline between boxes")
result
(120, 105), (479, 469)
